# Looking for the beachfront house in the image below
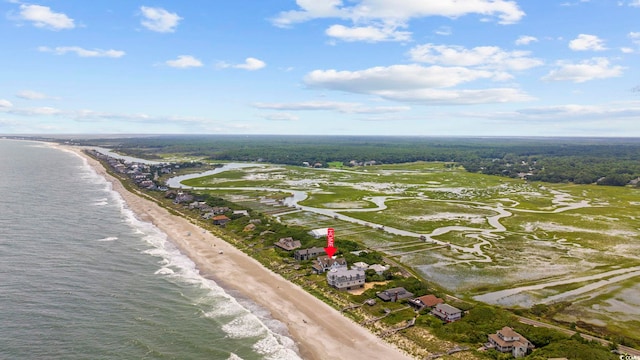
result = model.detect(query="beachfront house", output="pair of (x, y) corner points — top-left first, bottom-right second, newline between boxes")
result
(212, 215), (230, 226)
(326, 268), (366, 290)
(486, 327), (534, 358)
(431, 303), (462, 323)
(274, 237), (302, 251)
(408, 294), (444, 311)
(294, 247), (326, 261)
(312, 256), (347, 274)
(376, 287), (414, 302)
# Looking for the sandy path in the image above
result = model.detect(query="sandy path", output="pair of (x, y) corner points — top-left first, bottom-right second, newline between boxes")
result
(65, 145), (413, 360)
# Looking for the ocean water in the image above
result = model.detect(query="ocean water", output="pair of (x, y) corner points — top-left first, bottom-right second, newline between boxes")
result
(0, 140), (300, 360)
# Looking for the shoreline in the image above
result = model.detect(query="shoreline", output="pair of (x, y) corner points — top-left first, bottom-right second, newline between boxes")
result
(62, 144), (413, 360)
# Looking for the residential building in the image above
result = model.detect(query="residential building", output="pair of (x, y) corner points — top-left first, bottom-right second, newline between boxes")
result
(376, 287), (414, 302)
(352, 261), (369, 271)
(312, 256), (347, 274)
(274, 237), (302, 251)
(408, 294), (444, 311)
(487, 327), (534, 358)
(431, 303), (462, 323)
(308, 228), (329, 238)
(368, 264), (389, 275)
(294, 247), (326, 261)
(212, 215), (230, 226)
(326, 268), (365, 290)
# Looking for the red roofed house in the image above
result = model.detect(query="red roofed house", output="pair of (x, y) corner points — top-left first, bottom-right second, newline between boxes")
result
(212, 215), (230, 226)
(408, 294), (444, 311)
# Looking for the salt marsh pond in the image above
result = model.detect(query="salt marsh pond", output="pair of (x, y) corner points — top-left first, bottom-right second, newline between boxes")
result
(179, 161), (640, 337)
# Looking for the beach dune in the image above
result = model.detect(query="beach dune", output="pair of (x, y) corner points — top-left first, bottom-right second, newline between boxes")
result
(71, 146), (413, 360)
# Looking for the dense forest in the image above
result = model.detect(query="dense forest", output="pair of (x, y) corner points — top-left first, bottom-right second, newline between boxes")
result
(69, 135), (640, 187)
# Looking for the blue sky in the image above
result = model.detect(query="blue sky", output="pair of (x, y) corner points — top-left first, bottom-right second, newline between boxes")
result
(1, 0), (640, 136)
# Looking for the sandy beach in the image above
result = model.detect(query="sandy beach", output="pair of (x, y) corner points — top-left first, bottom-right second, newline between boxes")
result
(66, 145), (413, 360)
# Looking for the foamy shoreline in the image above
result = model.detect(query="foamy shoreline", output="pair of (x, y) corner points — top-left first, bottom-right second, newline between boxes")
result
(59, 144), (413, 360)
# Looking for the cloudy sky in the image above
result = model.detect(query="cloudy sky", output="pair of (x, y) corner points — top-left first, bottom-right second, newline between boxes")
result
(1, 0), (640, 136)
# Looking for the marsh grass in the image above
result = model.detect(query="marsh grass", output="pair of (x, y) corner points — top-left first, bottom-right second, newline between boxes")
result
(180, 161), (640, 339)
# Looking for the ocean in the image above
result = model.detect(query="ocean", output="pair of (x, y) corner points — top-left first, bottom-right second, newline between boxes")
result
(0, 139), (300, 360)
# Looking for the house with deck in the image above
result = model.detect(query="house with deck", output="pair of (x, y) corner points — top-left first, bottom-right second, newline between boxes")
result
(274, 237), (302, 251)
(294, 247), (326, 261)
(312, 256), (347, 274)
(408, 294), (444, 311)
(376, 287), (414, 302)
(431, 303), (462, 323)
(326, 268), (365, 290)
(212, 215), (230, 226)
(486, 327), (534, 358)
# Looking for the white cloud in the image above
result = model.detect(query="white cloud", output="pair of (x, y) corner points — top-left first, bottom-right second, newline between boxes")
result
(621, 47), (635, 53)
(140, 6), (182, 33)
(272, 0), (524, 43)
(569, 34), (607, 51)
(325, 24), (411, 42)
(304, 64), (533, 104)
(507, 101), (640, 121)
(434, 26), (452, 36)
(16, 90), (56, 100)
(409, 43), (543, 71)
(629, 32), (640, 45)
(260, 113), (300, 121)
(165, 55), (203, 68)
(543, 58), (624, 83)
(629, 0), (640, 6)
(219, 57), (266, 71)
(5, 106), (62, 116)
(19, 4), (74, 30)
(515, 35), (538, 45)
(253, 101), (410, 114)
(273, 0), (525, 27)
(38, 46), (125, 58)
(0, 99), (13, 108)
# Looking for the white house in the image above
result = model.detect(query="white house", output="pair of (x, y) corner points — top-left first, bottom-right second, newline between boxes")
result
(327, 268), (365, 290)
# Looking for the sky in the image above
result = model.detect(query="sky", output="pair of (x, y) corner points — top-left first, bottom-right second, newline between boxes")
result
(1, 0), (640, 137)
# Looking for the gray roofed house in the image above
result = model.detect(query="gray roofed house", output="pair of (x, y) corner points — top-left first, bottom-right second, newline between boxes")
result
(312, 256), (347, 274)
(376, 287), (414, 302)
(274, 237), (302, 251)
(294, 247), (326, 261)
(326, 268), (365, 290)
(431, 303), (463, 323)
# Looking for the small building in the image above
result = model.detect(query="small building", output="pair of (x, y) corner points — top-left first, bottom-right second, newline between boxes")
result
(294, 247), (326, 261)
(352, 262), (369, 271)
(312, 256), (347, 274)
(212, 215), (230, 226)
(376, 287), (414, 302)
(326, 268), (365, 290)
(308, 228), (329, 238)
(233, 210), (249, 216)
(408, 294), (444, 311)
(274, 237), (302, 251)
(431, 303), (462, 323)
(368, 264), (389, 275)
(487, 327), (534, 358)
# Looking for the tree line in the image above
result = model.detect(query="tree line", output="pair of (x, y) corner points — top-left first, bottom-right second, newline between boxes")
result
(74, 135), (640, 186)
